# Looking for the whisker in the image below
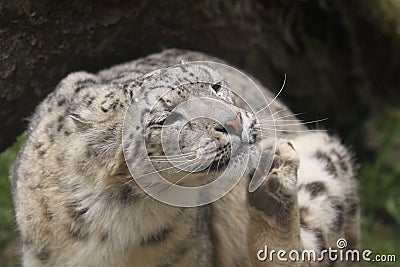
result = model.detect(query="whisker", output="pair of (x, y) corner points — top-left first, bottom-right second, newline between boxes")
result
(216, 156), (222, 172)
(148, 159), (194, 163)
(258, 128), (326, 133)
(143, 157), (196, 163)
(255, 107), (288, 121)
(254, 131), (275, 138)
(168, 161), (204, 188)
(171, 170), (195, 187)
(250, 132), (289, 141)
(268, 107), (289, 118)
(274, 112), (305, 120)
(140, 151), (197, 160)
(205, 161), (213, 181)
(147, 151), (197, 158)
(259, 119), (301, 122)
(175, 160), (200, 173)
(258, 111), (305, 121)
(273, 118), (328, 127)
(175, 157), (202, 174)
(147, 155), (196, 160)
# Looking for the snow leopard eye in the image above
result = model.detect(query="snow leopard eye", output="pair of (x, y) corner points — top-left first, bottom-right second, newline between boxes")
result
(211, 82), (222, 93)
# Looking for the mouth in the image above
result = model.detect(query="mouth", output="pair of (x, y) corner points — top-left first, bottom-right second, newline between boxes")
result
(207, 153), (231, 171)
(205, 131), (260, 172)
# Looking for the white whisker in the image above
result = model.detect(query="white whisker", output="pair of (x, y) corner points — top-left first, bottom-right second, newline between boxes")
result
(258, 111), (305, 121)
(268, 107), (289, 118)
(273, 112), (305, 120)
(258, 128), (326, 133)
(168, 161), (204, 188)
(259, 119), (300, 122)
(273, 118), (328, 127)
(216, 156), (222, 172)
(140, 152), (197, 161)
(175, 157), (202, 174)
(148, 159), (194, 163)
(146, 151), (197, 159)
(205, 161), (213, 181)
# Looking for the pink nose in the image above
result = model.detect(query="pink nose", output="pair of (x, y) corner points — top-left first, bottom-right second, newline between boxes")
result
(225, 112), (243, 137)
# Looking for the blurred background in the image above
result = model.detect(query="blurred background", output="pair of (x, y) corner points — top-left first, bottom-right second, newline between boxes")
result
(1, 1), (399, 266)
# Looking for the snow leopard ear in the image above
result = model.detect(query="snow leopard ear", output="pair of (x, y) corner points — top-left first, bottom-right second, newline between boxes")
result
(69, 84), (127, 131)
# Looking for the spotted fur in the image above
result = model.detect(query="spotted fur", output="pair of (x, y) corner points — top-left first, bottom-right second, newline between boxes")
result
(10, 49), (360, 266)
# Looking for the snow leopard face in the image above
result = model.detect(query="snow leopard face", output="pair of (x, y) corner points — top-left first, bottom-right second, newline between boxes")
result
(123, 64), (261, 187)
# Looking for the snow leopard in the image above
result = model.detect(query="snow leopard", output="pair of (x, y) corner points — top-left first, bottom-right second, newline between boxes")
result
(10, 49), (360, 266)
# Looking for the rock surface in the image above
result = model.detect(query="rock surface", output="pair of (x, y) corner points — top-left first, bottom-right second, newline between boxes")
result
(1, 0), (399, 154)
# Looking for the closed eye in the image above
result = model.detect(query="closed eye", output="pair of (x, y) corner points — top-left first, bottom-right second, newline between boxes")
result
(163, 111), (184, 125)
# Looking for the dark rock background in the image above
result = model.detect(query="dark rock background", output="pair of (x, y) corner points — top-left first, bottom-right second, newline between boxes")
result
(1, 1), (399, 155)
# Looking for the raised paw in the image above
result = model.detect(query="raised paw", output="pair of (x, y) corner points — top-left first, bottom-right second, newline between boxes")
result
(269, 140), (299, 190)
(249, 140), (299, 220)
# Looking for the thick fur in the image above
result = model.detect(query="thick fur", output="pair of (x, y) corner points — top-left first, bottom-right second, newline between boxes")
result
(10, 49), (360, 266)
